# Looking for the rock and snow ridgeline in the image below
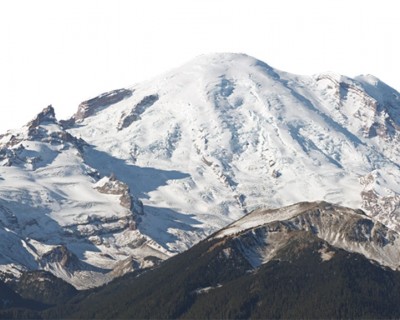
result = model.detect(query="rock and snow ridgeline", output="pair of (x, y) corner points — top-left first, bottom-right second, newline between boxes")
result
(0, 105), (165, 289)
(214, 201), (400, 271)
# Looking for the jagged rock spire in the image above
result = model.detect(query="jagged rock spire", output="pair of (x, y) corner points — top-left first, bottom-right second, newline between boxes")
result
(27, 105), (57, 128)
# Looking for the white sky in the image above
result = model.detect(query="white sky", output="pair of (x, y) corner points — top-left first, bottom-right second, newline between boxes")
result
(1, 0), (399, 132)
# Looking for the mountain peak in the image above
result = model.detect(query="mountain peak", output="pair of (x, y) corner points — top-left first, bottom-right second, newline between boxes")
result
(191, 52), (253, 62)
(27, 105), (57, 128)
(178, 52), (274, 75)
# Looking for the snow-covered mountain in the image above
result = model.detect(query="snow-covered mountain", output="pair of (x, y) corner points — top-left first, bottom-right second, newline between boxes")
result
(0, 53), (400, 288)
(0, 107), (169, 289)
(67, 53), (400, 233)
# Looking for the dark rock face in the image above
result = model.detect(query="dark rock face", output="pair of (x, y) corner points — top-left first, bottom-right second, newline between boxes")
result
(94, 175), (144, 231)
(117, 94), (159, 130)
(26, 105), (58, 141)
(62, 89), (133, 127)
(40, 245), (80, 270)
(356, 78), (400, 140)
(96, 175), (133, 210)
(27, 105), (56, 129)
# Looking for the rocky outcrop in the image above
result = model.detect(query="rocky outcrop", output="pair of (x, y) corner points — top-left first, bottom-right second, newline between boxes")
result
(356, 75), (400, 140)
(359, 171), (400, 229)
(315, 73), (400, 141)
(40, 245), (79, 270)
(117, 94), (159, 130)
(95, 174), (143, 213)
(94, 174), (143, 232)
(27, 105), (56, 129)
(109, 255), (162, 279)
(62, 89), (133, 127)
(0, 106), (88, 168)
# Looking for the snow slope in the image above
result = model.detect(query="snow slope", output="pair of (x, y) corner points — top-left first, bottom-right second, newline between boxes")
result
(0, 107), (170, 289)
(68, 53), (400, 241)
(0, 53), (400, 288)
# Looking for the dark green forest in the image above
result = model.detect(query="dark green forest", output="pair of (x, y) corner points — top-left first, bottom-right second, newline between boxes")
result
(2, 231), (400, 319)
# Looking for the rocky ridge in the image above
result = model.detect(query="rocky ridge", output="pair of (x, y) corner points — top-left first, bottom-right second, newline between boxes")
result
(0, 106), (168, 289)
(214, 201), (400, 270)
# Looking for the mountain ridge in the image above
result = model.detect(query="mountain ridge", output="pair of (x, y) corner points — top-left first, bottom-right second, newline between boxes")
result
(33, 201), (400, 319)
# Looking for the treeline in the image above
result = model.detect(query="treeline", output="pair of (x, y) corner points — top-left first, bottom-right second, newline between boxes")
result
(3, 235), (400, 319)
